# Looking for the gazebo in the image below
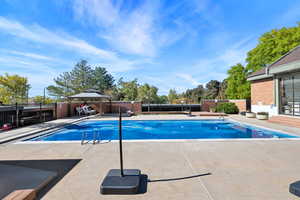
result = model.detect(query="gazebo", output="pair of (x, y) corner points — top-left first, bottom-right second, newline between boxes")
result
(68, 89), (112, 114)
(68, 89), (111, 101)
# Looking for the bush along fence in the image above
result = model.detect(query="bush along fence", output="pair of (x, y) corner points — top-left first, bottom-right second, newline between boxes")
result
(201, 99), (250, 114)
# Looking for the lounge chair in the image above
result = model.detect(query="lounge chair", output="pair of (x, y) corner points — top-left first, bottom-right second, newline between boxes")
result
(126, 110), (134, 117)
(76, 107), (84, 116)
(82, 106), (96, 115)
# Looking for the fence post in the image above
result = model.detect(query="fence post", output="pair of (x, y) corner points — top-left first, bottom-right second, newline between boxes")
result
(39, 102), (42, 122)
(55, 102), (58, 119)
(15, 103), (19, 128)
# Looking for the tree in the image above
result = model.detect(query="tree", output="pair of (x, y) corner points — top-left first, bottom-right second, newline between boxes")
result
(225, 63), (250, 99)
(137, 83), (159, 103)
(217, 79), (227, 99)
(168, 89), (178, 104)
(32, 96), (55, 104)
(0, 87), (11, 104)
(184, 85), (205, 103)
(47, 60), (115, 99)
(157, 95), (168, 104)
(204, 80), (220, 99)
(0, 73), (30, 104)
(91, 67), (115, 92)
(246, 23), (300, 72)
(117, 78), (139, 101)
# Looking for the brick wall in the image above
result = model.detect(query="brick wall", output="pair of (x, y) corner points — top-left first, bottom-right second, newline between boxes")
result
(251, 78), (274, 105)
(201, 100), (217, 112)
(56, 101), (142, 118)
(56, 102), (69, 119)
(202, 99), (248, 112)
(102, 101), (142, 113)
(228, 100), (248, 112)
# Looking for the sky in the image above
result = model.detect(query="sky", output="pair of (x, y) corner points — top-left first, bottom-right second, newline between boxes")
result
(0, 0), (300, 97)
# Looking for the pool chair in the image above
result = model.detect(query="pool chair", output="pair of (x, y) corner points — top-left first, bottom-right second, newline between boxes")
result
(126, 110), (134, 117)
(82, 106), (96, 115)
(76, 107), (84, 116)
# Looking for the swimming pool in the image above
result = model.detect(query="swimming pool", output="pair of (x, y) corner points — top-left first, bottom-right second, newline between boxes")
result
(27, 120), (298, 142)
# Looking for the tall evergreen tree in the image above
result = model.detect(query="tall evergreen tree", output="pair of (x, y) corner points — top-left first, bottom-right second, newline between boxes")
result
(47, 60), (115, 99)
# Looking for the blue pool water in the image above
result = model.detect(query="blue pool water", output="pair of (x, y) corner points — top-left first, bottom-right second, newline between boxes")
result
(28, 120), (298, 141)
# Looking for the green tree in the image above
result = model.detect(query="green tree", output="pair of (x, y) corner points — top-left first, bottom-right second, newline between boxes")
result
(246, 23), (300, 72)
(47, 60), (115, 99)
(157, 95), (168, 104)
(32, 96), (55, 104)
(0, 87), (11, 104)
(117, 78), (139, 101)
(91, 67), (115, 92)
(184, 85), (205, 103)
(137, 83), (159, 103)
(217, 79), (227, 99)
(168, 89), (178, 104)
(204, 80), (220, 99)
(225, 63), (250, 99)
(0, 73), (30, 104)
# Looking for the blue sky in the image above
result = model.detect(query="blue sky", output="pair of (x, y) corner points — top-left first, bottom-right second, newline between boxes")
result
(0, 0), (300, 96)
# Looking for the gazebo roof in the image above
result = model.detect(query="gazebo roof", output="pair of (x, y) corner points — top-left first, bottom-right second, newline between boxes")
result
(68, 89), (111, 99)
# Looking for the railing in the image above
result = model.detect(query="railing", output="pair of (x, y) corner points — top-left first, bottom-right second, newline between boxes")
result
(141, 104), (201, 112)
(0, 103), (57, 128)
(81, 128), (101, 145)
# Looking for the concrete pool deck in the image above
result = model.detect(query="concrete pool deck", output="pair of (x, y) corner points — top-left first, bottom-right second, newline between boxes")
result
(1, 114), (300, 199)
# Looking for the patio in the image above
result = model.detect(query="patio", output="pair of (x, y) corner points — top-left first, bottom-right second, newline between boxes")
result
(1, 115), (300, 199)
(1, 138), (300, 199)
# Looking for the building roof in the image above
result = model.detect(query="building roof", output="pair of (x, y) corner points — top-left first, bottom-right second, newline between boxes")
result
(269, 45), (300, 69)
(247, 68), (266, 78)
(248, 45), (300, 81)
(68, 89), (111, 99)
(68, 93), (111, 99)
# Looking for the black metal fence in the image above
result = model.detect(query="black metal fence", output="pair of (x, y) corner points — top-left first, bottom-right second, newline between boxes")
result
(0, 103), (57, 128)
(142, 104), (201, 112)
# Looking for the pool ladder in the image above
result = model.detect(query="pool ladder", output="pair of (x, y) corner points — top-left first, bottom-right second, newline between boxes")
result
(219, 110), (225, 121)
(81, 129), (101, 145)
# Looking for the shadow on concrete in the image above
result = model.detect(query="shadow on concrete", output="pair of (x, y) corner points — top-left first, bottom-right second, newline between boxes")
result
(148, 173), (211, 183)
(0, 159), (81, 199)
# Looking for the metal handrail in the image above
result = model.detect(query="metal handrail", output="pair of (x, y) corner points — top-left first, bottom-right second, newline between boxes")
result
(81, 129), (101, 145)
(93, 128), (101, 144)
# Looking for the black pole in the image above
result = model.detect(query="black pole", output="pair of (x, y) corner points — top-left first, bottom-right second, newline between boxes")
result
(55, 102), (58, 119)
(16, 103), (19, 128)
(39, 102), (42, 123)
(119, 108), (124, 177)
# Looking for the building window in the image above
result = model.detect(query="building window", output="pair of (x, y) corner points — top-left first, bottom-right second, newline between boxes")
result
(280, 73), (300, 116)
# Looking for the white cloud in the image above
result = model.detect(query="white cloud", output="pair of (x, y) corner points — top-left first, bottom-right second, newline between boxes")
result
(0, 16), (117, 60)
(73, 0), (187, 57)
(4, 50), (53, 60)
(0, 16), (149, 73)
(175, 73), (200, 86)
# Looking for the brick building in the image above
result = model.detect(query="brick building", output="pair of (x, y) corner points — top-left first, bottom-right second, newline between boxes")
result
(247, 46), (300, 117)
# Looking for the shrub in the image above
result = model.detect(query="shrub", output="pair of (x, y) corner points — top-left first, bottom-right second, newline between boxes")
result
(215, 102), (239, 114)
(257, 112), (268, 115)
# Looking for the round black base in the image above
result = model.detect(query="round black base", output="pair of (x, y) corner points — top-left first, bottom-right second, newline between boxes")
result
(290, 181), (300, 197)
(100, 169), (141, 195)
